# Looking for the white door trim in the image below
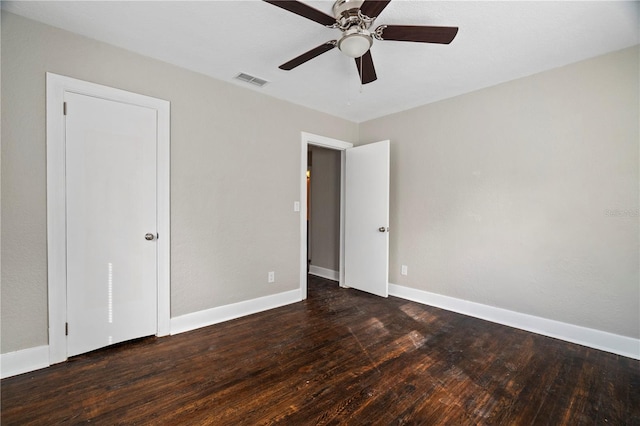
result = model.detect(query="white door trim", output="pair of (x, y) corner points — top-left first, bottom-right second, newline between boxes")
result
(300, 132), (353, 299)
(46, 73), (171, 364)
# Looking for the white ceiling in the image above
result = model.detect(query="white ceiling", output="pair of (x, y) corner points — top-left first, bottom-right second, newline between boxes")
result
(3, 1), (639, 122)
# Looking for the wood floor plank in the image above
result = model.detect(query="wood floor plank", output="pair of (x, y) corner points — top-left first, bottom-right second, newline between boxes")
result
(2, 276), (638, 425)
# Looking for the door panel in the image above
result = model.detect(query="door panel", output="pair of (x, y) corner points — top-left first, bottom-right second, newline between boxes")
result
(65, 92), (157, 357)
(344, 140), (390, 297)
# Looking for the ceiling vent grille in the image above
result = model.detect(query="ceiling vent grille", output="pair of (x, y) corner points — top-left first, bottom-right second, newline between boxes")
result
(234, 73), (269, 88)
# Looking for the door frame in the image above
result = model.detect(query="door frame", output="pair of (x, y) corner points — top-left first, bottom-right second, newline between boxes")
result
(46, 73), (171, 364)
(299, 132), (352, 299)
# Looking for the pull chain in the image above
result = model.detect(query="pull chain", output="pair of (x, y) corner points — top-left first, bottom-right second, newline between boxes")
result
(347, 62), (352, 106)
(359, 55), (363, 93)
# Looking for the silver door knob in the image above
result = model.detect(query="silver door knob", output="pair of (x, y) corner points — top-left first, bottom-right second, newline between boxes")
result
(145, 233), (155, 241)
(378, 227), (388, 233)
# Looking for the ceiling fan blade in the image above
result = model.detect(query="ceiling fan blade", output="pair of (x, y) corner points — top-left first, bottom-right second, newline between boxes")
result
(377, 25), (459, 44)
(263, 0), (336, 26)
(279, 41), (337, 71)
(355, 50), (377, 84)
(360, 0), (392, 19)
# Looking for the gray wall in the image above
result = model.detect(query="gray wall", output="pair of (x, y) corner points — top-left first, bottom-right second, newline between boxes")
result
(359, 46), (639, 339)
(309, 146), (341, 272)
(1, 12), (358, 353)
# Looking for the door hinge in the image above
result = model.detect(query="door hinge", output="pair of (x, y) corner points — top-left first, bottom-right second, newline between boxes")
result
(63, 102), (67, 116)
(65, 322), (69, 336)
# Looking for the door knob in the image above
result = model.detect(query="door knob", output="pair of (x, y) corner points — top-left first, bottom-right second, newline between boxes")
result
(378, 227), (389, 233)
(145, 233), (155, 241)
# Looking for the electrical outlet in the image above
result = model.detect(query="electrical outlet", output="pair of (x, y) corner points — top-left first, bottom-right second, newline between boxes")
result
(268, 271), (275, 283)
(401, 265), (408, 276)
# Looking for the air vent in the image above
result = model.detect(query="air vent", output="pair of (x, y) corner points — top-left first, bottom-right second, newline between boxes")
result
(234, 73), (269, 88)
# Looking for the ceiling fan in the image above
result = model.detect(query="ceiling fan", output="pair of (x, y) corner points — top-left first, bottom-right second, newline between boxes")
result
(263, 0), (459, 84)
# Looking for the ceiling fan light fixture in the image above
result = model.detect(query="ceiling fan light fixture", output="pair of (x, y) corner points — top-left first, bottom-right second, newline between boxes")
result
(338, 28), (372, 58)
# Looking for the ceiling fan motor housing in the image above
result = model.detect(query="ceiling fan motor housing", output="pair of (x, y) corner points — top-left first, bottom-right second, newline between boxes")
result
(332, 0), (365, 21)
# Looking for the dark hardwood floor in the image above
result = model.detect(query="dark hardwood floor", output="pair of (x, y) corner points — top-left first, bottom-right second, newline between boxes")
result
(2, 275), (639, 425)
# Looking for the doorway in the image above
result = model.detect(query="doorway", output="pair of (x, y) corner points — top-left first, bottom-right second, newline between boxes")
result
(299, 133), (352, 299)
(46, 73), (171, 364)
(307, 146), (342, 283)
(300, 132), (391, 300)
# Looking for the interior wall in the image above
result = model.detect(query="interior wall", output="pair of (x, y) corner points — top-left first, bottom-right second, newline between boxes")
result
(359, 45), (640, 339)
(0, 12), (358, 354)
(308, 146), (341, 273)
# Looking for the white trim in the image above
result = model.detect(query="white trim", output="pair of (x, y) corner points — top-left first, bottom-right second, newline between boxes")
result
(389, 283), (640, 360)
(339, 151), (347, 288)
(156, 90), (171, 338)
(170, 289), (301, 335)
(300, 132), (353, 300)
(46, 73), (171, 365)
(1, 346), (50, 379)
(309, 265), (340, 281)
(46, 74), (67, 365)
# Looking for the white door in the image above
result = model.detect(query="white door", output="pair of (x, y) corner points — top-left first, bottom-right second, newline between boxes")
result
(65, 92), (158, 357)
(344, 140), (390, 297)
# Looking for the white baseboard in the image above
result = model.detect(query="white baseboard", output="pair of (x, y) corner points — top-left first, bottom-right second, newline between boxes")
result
(170, 289), (301, 335)
(1, 290), (301, 378)
(1, 345), (50, 379)
(309, 265), (339, 281)
(6, 285), (635, 378)
(389, 283), (640, 360)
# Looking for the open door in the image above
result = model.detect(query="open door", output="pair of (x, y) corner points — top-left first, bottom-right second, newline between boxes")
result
(344, 140), (390, 297)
